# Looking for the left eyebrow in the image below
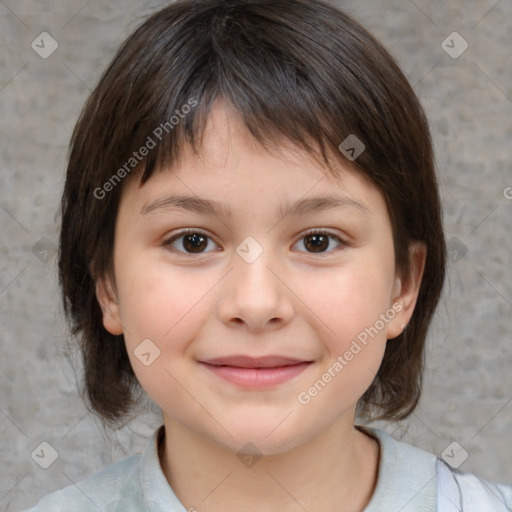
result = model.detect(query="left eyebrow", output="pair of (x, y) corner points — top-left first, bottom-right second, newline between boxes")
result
(139, 194), (371, 219)
(279, 195), (371, 218)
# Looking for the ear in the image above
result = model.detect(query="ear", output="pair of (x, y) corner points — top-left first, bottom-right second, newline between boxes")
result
(386, 241), (427, 340)
(95, 276), (124, 335)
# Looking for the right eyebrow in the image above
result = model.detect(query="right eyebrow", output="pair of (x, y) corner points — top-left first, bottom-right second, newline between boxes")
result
(140, 195), (233, 218)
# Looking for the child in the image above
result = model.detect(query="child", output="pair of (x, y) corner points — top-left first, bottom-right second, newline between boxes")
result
(24, 0), (512, 510)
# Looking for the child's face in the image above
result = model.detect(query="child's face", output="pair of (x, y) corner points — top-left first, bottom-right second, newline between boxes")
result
(97, 100), (421, 454)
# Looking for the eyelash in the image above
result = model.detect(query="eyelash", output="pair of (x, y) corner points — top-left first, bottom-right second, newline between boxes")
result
(162, 228), (347, 256)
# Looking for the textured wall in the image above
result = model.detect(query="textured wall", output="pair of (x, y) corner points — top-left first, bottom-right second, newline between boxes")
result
(1, 0), (511, 510)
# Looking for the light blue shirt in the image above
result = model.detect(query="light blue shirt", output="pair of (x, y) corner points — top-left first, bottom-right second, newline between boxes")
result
(22, 424), (512, 511)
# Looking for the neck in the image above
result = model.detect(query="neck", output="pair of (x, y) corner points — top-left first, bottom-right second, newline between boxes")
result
(158, 416), (380, 512)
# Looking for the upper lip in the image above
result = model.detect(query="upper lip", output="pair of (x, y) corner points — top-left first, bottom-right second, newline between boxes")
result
(199, 355), (312, 368)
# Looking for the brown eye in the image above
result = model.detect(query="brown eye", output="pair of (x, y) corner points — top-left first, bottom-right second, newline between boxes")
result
(294, 231), (345, 254)
(304, 233), (329, 252)
(163, 230), (217, 254)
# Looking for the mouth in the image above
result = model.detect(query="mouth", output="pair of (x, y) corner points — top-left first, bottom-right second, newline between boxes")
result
(198, 355), (314, 388)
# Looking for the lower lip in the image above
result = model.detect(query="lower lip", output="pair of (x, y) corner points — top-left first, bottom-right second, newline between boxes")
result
(199, 362), (312, 388)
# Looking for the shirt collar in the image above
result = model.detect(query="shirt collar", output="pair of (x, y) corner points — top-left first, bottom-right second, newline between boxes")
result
(138, 423), (437, 511)
(357, 424), (437, 511)
(139, 425), (188, 511)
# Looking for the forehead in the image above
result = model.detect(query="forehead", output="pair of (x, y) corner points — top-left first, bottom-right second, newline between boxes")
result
(181, 99), (327, 172)
(123, 101), (383, 218)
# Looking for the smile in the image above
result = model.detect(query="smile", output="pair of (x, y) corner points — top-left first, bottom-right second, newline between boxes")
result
(198, 356), (313, 388)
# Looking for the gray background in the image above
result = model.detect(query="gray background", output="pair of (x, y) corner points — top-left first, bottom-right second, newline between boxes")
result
(1, 0), (511, 510)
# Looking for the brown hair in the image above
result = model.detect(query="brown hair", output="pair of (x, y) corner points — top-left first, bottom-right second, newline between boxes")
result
(59, 0), (446, 428)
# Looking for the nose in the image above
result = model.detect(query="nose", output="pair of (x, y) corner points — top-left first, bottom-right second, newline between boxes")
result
(216, 248), (295, 333)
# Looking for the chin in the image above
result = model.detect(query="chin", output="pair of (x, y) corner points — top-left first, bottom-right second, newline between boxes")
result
(212, 418), (313, 456)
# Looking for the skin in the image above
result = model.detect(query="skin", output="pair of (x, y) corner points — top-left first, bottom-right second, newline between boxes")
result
(96, 100), (426, 512)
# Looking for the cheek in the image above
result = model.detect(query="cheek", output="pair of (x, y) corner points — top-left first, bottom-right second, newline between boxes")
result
(117, 254), (212, 341)
(116, 256), (214, 394)
(298, 259), (393, 407)
(314, 262), (394, 347)
(297, 265), (391, 414)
